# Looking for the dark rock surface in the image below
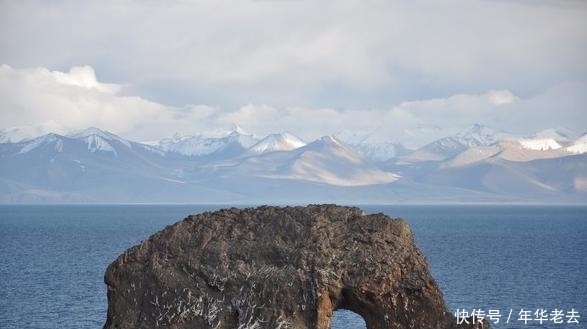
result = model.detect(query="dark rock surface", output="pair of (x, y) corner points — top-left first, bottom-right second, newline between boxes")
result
(104, 205), (486, 329)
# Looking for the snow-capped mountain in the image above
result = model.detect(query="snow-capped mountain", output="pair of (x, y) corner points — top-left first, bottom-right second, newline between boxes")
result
(346, 141), (408, 163)
(515, 128), (578, 151)
(400, 124), (511, 162)
(411, 126), (584, 169)
(518, 138), (562, 151)
(64, 127), (133, 156)
(0, 123), (66, 143)
(534, 128), (576, 141)
(0, 125), (585, 203)
(335, 130), (409, 162)
(0, 127), (31, 143)
(398, 124), (582, 163)
(248, 133), (306, 154)
(69, 127), (132, 150)
(265, 136), (398, 186)
(192, 136), (397, 187)
(10, 127), (164, 158)
(158, 128), (258, 157)
(0, 130), (168, 202)
(8, 129), (168, 168)
(455, 123), (514, 147)
(384, 125), (587, 201)
(287, 136), (398, 186)
(567, 133), (587, 155)
(415, 152), (587, 197)
(15, 133), (64, 155)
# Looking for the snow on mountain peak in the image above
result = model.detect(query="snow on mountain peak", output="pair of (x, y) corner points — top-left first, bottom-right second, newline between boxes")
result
(567, 143), (587, 154)
(0, 122), (67, 143)
(230, 124), (250, 136)
(69, 127), (131, 148)
(228, 131), (258, 149)
(408, 125), (515, 162)
(83, 135), (117, 155)
(70, 126), (108, 137)
(159, 135), (225, 157)
(334, 130), (407, 162)
(300, 136), (367, 164)
(518, 138), (562, 151)
(320, 135), (342, 145)
(17, 133), (62, 154)
(0, 128), (27, 144)
(566, 133), (587, 154)
(456, 123), (509, 147)
(285, 135), (398, 186)
(515, 128), (576, 151)
(248, 133), (306, 154)
(349, 141), (407, 162)
(158, 128), (259, 157)
(534, 128), (575, 142)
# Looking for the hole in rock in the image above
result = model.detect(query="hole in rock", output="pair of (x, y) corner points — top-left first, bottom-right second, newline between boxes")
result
(330, 309), (367, 329)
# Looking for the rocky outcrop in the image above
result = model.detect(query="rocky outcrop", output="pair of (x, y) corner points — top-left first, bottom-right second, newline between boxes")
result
(104, 205), (485, 329)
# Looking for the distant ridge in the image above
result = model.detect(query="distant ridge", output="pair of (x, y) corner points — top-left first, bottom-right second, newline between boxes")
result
(0, 124), (585, 203)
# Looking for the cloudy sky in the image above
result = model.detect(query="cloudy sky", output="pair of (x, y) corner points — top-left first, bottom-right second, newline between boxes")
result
(1, 0), (586, 147)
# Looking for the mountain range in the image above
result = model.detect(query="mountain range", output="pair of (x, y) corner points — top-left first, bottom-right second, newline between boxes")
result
(0, 124), (585, 204)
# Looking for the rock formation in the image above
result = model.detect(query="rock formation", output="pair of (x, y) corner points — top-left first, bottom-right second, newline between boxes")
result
(104, 205), (486, 329)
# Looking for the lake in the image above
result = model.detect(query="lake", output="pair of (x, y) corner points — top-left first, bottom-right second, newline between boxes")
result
(0, 204), (585, 328)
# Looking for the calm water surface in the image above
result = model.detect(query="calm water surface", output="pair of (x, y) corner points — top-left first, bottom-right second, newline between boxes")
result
(0, 205), (585, 329)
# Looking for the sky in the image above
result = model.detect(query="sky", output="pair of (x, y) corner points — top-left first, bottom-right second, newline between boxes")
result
(0, 0), (586, 147)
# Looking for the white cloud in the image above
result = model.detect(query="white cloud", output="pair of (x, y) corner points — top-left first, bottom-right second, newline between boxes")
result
(1, 65), (585, 147)
(1, 2), (585, 143)
(2, 0), (585, 148)
(0, 65), (217, 141)
(486, 90), (517, 106)
(1, 1), (585, 108)
(52, 66), (120, 93)
(205, 87), (585, 148)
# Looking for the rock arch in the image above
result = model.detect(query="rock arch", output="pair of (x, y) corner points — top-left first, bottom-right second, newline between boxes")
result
(104, 205), (485, 329)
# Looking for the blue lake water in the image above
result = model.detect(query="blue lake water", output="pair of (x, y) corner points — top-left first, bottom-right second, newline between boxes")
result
(0, 205), (585, 329)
